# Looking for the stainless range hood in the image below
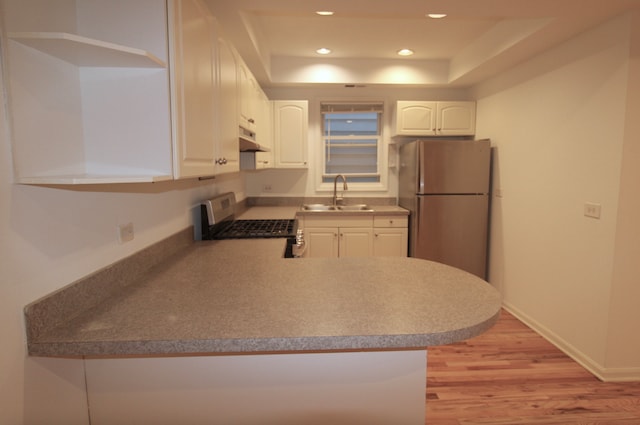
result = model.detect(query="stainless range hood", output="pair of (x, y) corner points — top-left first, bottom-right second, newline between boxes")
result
(239, 126), (270, 152)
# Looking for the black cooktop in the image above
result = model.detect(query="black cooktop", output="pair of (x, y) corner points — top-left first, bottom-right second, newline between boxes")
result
(207, 219), (295, 239)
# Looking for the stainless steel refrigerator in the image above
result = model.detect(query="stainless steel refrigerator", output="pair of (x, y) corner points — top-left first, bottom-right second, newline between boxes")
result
(398, 139), (491, 279)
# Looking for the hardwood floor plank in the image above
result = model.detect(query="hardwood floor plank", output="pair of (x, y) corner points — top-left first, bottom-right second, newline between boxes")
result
(425, 309), (640, 425)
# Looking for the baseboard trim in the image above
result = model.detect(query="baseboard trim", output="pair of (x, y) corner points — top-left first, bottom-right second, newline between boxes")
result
(502, 302), (640, 382)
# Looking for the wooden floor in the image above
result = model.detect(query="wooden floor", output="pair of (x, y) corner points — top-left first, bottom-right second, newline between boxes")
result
(425, 309), (640, 425)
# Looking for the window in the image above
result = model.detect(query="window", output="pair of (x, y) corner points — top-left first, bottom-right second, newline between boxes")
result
(321, 102), (383, 184)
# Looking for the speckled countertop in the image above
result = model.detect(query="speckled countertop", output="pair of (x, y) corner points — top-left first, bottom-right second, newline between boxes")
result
(296, 205), (410, 217)
(25, 205), (501, 358)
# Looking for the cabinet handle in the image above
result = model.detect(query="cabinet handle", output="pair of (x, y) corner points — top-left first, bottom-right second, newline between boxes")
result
(248, 118), (255, 124)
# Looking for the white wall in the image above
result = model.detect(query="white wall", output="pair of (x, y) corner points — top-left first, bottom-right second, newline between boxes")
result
(473, 13), (640, 380)
(0, 69), (246, 423)
(245, 86), (471, 199)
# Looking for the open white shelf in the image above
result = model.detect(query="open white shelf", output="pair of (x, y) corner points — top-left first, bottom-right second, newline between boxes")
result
(16, 174), (174, 185)
(8, 32), (166, 68)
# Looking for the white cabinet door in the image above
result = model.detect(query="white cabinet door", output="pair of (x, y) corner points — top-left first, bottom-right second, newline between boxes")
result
(340, 228), (374, 257)
(373, 228), (408, 257)
(255, 90), (273, 169)
(238, 61), (258, 131)
(436, 101), (476, 136)
(394, 101), (437, 136)
(373, 215), (408, 257)
(214, 36), (239, 174)
(169, 0), (217, 179)
(304, 227), (339, 258)
(273, 100), (308, 168)
(394, 101), (476, 137)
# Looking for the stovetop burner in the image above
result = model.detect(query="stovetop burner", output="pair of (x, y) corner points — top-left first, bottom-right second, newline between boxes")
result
(209, 219), (295, 239)
(200, 193), (297, 241)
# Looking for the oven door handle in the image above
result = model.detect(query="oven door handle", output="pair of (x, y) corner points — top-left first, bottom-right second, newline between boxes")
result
(292, 229), (306, 258)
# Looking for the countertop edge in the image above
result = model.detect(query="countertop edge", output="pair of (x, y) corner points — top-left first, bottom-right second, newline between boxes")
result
(28, 302), (501, 358)
(28, 308), (500, 358)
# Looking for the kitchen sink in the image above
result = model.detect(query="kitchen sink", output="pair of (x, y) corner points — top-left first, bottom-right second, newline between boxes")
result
(337, 204), (373, 211)
(302, 204), (338, 211)
(302, 204), (373, 212)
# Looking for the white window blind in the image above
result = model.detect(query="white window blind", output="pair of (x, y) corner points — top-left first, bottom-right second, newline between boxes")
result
(321, 102), (383, 184)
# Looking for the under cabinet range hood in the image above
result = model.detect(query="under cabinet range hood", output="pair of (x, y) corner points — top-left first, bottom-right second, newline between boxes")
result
(239, 126), (270, 152)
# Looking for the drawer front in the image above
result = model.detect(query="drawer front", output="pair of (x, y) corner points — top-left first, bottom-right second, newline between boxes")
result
(303, 216), (373, 228)
(374, 216), (408, 228)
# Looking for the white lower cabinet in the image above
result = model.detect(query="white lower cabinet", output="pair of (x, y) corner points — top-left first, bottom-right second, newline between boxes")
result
(303, 215), (407, 258)
(373, 216), (409, 257)
(305, 226), (373, 258)
(304, 227), (339, 257)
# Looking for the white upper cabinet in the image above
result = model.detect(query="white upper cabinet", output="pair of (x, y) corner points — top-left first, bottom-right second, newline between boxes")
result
(393, 101), (476, 137)
(168, 0), (240, 178)
(436, 102), (477, 136)
(3, 0), (242, 184)
(213, 35), (239, 174)
(3, 0), (173, 184)
(394, 102), (437, 137)
(169, 0), (217, 179)
(237, 61), (258, 131)
(273, 100), (308, 168)
(255, 90), (273, 169)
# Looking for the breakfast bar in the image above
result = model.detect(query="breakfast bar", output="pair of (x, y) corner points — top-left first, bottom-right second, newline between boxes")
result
(24, 229), (501, 424)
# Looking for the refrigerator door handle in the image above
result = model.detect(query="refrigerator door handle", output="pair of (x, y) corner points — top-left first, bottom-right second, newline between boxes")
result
(415, 197), (421, 239)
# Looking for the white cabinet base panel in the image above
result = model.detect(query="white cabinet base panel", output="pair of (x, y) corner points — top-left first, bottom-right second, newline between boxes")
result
(85, 350), (426, 425)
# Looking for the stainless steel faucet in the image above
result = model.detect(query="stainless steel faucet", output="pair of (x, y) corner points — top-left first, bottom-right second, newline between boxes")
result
(333, 174), (348, 206)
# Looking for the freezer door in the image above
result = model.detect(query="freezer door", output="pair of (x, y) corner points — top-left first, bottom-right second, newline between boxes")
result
(417, 139), (490, 194)
(413, 195), (488, 279)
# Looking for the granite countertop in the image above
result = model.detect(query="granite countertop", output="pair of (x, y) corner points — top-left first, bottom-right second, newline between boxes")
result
(25, 206), (501, 358)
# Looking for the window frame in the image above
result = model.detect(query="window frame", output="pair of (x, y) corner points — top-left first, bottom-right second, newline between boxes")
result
(315, 100), (388, 192)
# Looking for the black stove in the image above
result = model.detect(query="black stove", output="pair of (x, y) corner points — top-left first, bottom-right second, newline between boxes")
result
(207, 219), (296, 239)
(200, 192), (297, 241)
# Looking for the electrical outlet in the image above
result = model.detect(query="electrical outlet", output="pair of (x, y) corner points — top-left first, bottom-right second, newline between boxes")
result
(118, 222), (134, 243)
(584, 203), (601, 219)
(263, 184), (273, 192)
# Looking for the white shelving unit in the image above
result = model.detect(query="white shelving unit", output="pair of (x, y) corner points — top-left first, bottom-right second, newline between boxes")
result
(8, 32), (166, 68)
(3, 1), (173, 185)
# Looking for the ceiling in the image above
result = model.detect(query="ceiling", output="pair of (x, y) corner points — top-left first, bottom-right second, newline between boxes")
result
(203, 0), (640, 88)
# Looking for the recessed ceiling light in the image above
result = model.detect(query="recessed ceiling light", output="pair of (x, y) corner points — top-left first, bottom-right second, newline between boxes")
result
(316, 11), (334, 16)
(397, 49), (414, 56)
(316, 48), (332, 55)
(427, 13), (447, 19)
